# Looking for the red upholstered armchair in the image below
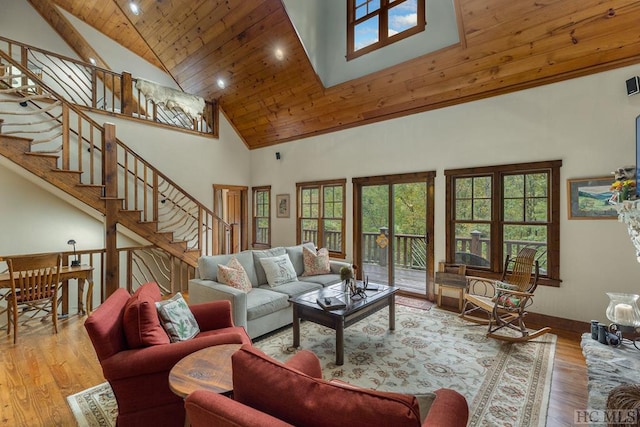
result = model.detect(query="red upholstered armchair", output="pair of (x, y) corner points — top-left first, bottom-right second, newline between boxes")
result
(84, 283), (251, 427)
(185, 345), (468, 427)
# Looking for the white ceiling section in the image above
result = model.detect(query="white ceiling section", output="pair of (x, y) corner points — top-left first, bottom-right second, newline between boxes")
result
(282, 0), (459, 87)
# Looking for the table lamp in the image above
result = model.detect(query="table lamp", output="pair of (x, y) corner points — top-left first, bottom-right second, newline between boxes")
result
(67, 239), (80, 266)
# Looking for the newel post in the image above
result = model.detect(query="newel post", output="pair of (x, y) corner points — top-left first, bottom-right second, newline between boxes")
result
(121, 72), (133, 116)
(103, 123), (119, 296)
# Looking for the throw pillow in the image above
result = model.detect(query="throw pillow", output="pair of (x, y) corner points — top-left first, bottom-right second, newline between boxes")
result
(259, 254), (298, 287)
(492, 281), (522, 308)
(155, 293), (200, 342)
(123, 282), (170, 348)
(302, 246), (331, 276)
(217, 256), (253, 293)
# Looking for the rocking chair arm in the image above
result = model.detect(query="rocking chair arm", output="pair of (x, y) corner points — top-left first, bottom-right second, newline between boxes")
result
(466, 276), (497, 297)
(495, 289), (533, 298)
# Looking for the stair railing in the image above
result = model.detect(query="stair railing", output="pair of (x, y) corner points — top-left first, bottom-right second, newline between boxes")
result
(0, 52), (231, 261)
(0, 36), (217, 137)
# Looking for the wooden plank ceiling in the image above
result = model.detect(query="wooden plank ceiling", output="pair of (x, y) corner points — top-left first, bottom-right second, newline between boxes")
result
(43, 0), (640, 149)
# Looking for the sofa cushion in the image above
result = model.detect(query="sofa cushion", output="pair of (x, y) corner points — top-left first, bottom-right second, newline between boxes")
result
(246, 288), (290, 321)
(217, 256), (252, 293)
(122, 282), (170, 349)
(299, 273), (341, 287)
(285, 242), (316, 277)
(155, 293), (200, 342)
(232, 345), (422, 427)
(252, 247), (286, 285)
(259, 254), (298, 287)
(198, 251), (257, 286)
(265, 280), (323, 299)
(302, 246), (331, 276)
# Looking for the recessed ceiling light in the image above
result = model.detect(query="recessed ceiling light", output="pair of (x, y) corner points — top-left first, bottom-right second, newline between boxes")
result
(274, 48), (285, 61)
(89, 57), (96, 65)
(217, 78), (226, 89)
(129, 2), (140, 15)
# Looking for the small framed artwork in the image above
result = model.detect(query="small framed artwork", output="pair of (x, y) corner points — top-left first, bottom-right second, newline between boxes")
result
(276, 194), (290, 218)
(566, 176), (617, 219)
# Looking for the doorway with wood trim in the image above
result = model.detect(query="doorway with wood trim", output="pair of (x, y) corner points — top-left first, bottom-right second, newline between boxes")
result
(213, 184), (248, 254)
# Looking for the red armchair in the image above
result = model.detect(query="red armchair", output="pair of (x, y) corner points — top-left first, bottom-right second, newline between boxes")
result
(84, 283), (251, 427)
(185, 345), (468, 427)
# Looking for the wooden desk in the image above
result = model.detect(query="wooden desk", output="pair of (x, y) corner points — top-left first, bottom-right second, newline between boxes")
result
(0, 265), (94, 316)
(169, 344), (242, 398)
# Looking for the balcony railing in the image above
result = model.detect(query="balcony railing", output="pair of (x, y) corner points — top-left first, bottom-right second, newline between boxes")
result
(0, 36), (217, 137)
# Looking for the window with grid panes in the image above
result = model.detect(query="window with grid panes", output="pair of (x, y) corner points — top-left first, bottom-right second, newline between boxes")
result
(445, 161), (561, 286)
(347, 0), (426, 61)
(297, 179), (346, 258)
(252, 186), (270, 247)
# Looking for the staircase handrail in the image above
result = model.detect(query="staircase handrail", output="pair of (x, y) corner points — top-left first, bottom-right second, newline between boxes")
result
(0, 36), (217, 137)
(0, 51), (231, 258)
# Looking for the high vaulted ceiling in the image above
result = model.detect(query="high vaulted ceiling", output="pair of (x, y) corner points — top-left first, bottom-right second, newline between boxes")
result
(29, 0), (640, 149)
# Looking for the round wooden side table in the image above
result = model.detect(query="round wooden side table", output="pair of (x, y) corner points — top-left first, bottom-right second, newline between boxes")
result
(169, 343), (242, 398)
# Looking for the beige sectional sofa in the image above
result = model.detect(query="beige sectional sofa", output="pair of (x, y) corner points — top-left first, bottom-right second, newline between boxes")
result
(188, 242), (349, 339)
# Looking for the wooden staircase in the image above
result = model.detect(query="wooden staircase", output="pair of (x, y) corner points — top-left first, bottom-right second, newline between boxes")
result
(0, 50), (230, 290)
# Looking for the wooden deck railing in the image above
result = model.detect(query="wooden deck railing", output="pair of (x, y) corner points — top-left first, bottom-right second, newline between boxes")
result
(303, 227), (547, 273)
(0, 51), (230, 294)
(0, 36), (217, 137)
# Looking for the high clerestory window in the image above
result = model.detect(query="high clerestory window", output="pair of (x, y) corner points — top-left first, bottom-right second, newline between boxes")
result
(347, 0), (426, 61)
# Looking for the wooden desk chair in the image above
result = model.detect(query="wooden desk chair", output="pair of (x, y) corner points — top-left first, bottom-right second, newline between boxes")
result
(6, 253), (62, 343)
(460, 247), (550, 342)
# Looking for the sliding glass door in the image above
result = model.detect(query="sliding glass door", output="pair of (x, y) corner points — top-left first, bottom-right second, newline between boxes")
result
(353, 172), (435, 297)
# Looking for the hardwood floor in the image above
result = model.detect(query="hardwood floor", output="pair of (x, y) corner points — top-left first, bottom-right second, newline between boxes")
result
(0, 307), (588, 426)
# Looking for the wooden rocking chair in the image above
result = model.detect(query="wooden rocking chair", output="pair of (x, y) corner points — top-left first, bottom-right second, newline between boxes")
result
(460, 247), (551, 342)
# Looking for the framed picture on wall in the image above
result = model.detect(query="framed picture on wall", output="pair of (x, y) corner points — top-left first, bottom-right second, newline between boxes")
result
(276, 194), (290, 218)
(566, 176), (617, 219)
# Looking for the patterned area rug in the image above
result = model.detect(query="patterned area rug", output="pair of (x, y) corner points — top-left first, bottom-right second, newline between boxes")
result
(67, 305), (555, 427)
(66, 382), (117, 427)
(255, 305), (556, 426)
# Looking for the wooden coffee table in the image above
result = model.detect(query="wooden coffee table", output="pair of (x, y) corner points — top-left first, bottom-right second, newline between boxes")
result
(168, 343), (242, 398)
(289, 283), (397, 365)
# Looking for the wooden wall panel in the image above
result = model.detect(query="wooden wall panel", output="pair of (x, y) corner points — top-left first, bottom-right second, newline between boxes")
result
(47, 0), (640, 148)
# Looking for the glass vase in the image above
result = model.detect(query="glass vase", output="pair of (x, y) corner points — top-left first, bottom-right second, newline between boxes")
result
(606, 293), (640, 327)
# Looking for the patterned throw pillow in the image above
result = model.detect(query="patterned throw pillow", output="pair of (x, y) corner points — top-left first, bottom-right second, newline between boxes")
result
(302, 246), (331, 276)
(259, 254), (298, 287)
(217, 256), (253, 293)
(155, 293), (200, 342)
(492, 281), (522, 308)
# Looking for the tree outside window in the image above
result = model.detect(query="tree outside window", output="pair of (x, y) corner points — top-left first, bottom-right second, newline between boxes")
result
(252, 186), (270, 248)
(347, 0), (425, 60)
(445, 160), (561, 286)
(297, 179), (346, 258)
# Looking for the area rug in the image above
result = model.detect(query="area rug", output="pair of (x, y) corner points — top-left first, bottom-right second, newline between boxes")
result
(255, 305), (556, 427)
(68, 305), (555, 427)
(580, 333), (640, 411)
(66, 382), (117, 427)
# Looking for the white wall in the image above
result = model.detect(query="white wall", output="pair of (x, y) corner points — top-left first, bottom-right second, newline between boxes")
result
(250, 65), (640, 324)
